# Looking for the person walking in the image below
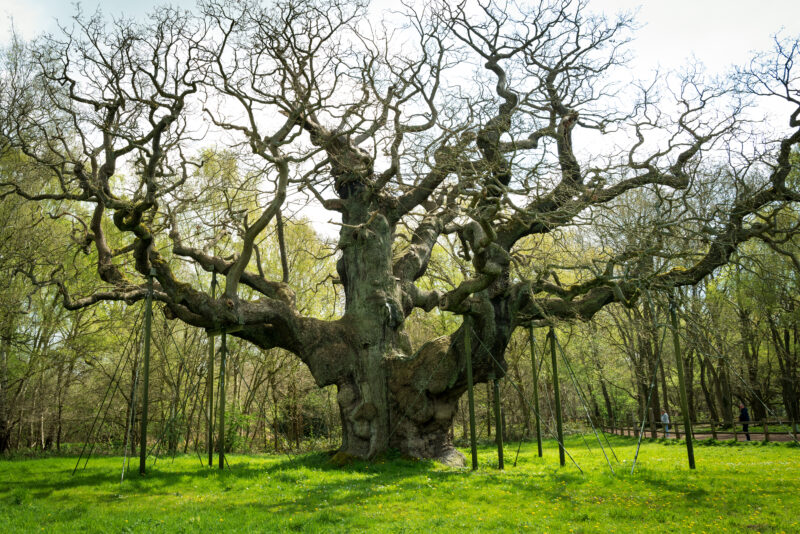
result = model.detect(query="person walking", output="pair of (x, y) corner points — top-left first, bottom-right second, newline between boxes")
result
(739, 404), (751, 441)
(661, 410), (670, 438)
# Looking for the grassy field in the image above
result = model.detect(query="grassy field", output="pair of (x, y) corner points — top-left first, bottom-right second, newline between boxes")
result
(1, 436), (798, 533)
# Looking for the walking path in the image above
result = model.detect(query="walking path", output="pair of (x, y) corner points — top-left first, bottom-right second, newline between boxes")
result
(605, 428), (796, 442)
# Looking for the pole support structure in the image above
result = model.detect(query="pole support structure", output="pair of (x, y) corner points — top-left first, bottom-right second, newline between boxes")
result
(550, 326), (565, 467)
(492, 376), (504, 469)
(207, 270), (217, 467)
(139, 267), (155, 476)
(218, 331), (227, 470)
(530, 325), (543, 458)
(670, 291), (696, 469)
(464, 316), (478, 470)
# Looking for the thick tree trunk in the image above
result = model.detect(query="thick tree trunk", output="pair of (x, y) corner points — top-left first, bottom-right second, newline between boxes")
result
(659, 353), (670, 415)
(739, 310), (768, 422)
(0, 329), (10, 454)
(510, 360), (533, 437)
(699, 355), (719, 422)
(331, 205), (462, 462)
(772, 324), (800, 424)
(684, 351), (696, 423)
(330, 198), (395, 460)
(641, 305), (662, 421)
(720, 363), (734, 427)
(600, 379), (614, 427)
(635, 375), (648, 429)
(324, 195), (509, 465)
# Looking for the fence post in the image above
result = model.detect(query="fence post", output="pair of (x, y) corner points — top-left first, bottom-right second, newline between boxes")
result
(733, 421), (738, 442)
(711, 420), (717, 440)
(763, 420), (770, 442)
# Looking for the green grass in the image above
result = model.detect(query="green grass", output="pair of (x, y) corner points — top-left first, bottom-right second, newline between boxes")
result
(1, 436), (798, 533)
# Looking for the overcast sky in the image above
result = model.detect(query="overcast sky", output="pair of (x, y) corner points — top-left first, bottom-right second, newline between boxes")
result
(4, 0), (800, 75)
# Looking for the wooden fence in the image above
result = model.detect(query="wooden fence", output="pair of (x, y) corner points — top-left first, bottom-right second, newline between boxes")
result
(601, 418), (799, 442)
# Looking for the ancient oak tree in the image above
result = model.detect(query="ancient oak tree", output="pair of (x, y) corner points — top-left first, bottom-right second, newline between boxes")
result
(2, 0), (799, 463)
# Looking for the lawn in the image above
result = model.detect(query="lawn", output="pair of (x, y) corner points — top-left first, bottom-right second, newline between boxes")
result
(1, 436), (798, 533)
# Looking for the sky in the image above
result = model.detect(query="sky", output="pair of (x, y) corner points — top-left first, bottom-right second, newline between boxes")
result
(2, 0), (799, 235)
(592, 0), (800, 73)
(4, 0), (800, 74)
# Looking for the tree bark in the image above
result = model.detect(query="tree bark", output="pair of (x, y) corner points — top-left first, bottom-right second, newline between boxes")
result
(699, 355), (719, 423)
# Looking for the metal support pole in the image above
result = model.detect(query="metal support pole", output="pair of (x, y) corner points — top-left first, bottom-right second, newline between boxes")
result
(530, 325), (543, 458)
(549, 326), (565, 467)
(670, 292), (695, 469)
(464, 316), (478, 470)
(207, 270), (216, 467)
(493, 376), (504, 469)
(139, 267), (155, 476)
(218, 331), (227, 470)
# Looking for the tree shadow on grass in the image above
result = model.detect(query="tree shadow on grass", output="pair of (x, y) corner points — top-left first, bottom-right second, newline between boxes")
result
(2, 447), (591, 517)
(235, 449), (590, 518)
(0, 450), (433, 498)
(630, 469), (709, 498)
(1, 459), (273, 497)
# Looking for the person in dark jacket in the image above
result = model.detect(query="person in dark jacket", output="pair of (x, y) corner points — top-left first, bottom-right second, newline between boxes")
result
(739, 404), (751, 441)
